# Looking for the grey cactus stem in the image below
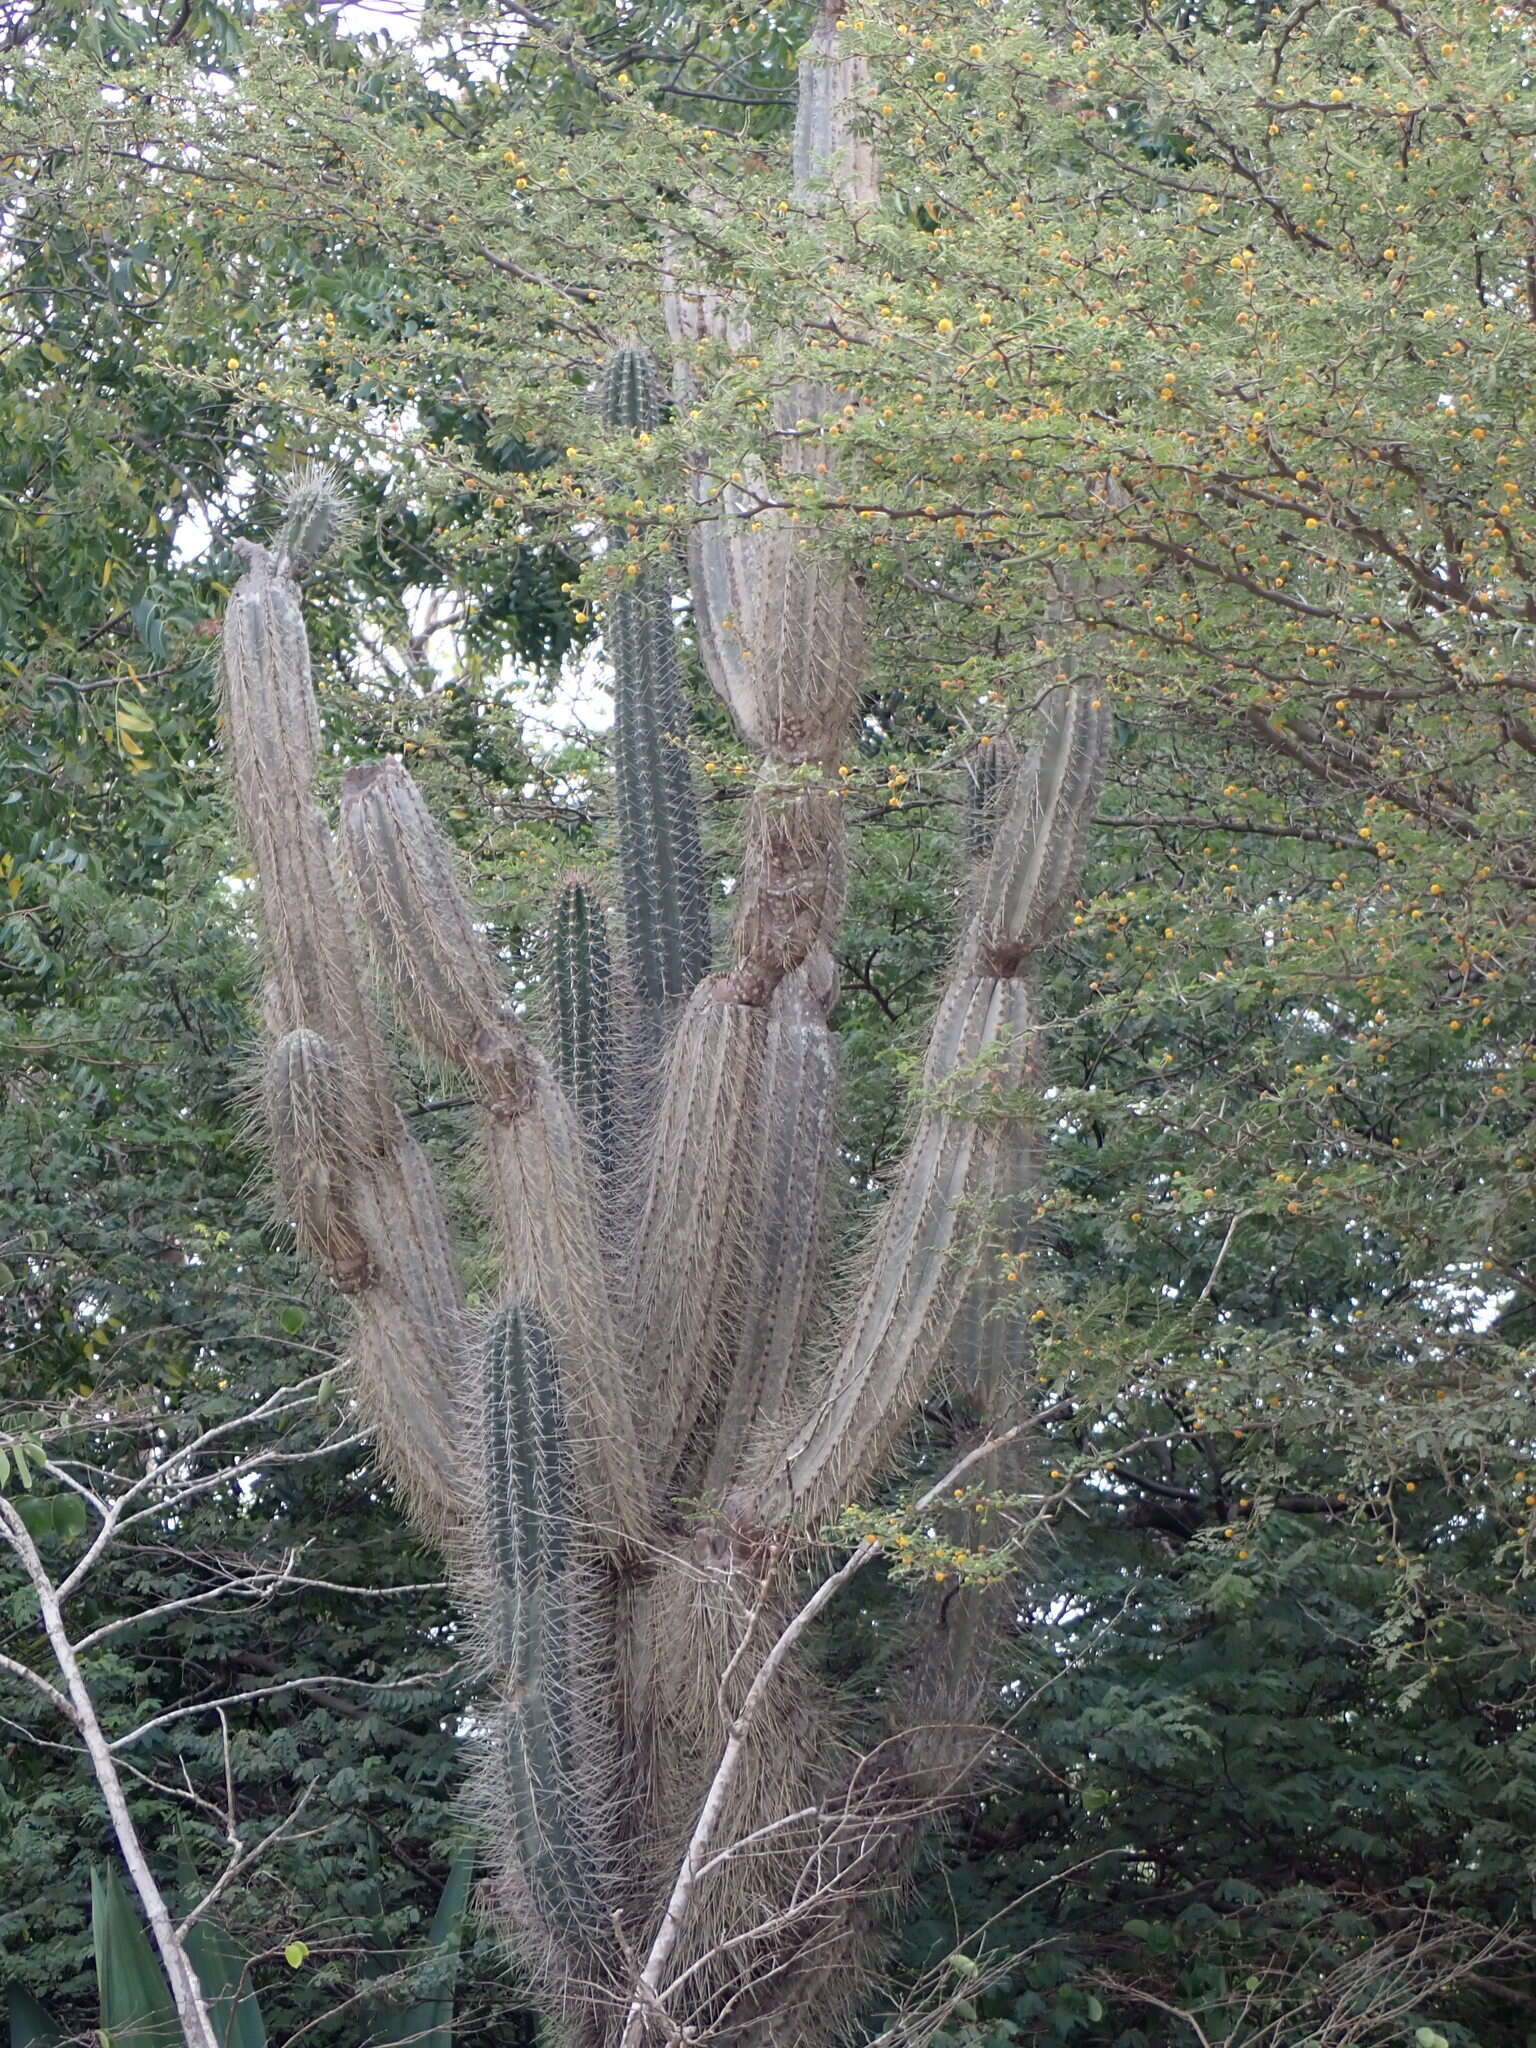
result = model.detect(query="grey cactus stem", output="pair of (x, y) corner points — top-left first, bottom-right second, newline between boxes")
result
(220, 528), (467, 1534)
(336, 753), (648, 1558)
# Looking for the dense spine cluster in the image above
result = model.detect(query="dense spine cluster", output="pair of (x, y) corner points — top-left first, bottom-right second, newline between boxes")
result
(218, 9), (1112, 2041)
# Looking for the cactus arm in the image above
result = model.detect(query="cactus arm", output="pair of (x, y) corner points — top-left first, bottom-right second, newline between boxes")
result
(273, 461), (351, 579)
(965, 735), (1021, 862)
(548, 876), (616, 1184)
(609, 576), (712, 1019)
(739, 678), (1109, 1532)
(974, 682), (1113, 975)
(701, 955), (838, 1501)
(220, 539), (468, 1533)
(601, 346), (711, 1035)
(336, 758), (648, 1557)
(626, 985), (767, 1491)
(745, 971), (1038, 1531)
(631, 11), (875, 1491)
(473, 1305), (616, 1965)
(792, 2), (878, 217)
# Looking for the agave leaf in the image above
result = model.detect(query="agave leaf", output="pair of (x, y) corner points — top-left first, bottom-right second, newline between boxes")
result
(369, 1844), (474, 2048)
(184, 1916), (267, 2048)
(175, 1833), (268, 2048)
(91, 1864), (180, 2048)
(7, 1987), (63, 2048)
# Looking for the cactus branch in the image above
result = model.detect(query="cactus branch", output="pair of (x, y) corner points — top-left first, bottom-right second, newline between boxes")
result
(741, 676), (1109, 1531)
(548, 875), (616, 1183)
(602, 345), (711, 1034)
(220, 538), (467, 1533)
(338, 757), (647, 1556)
(626, 985), (766, 1490)
(474, 1304), (618, 1965)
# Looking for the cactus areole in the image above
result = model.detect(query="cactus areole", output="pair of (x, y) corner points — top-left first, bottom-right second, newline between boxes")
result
(219, 20), (1110, 2045)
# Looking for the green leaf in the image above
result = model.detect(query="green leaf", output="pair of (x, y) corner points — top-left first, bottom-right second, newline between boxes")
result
(15, 1496), (54, 1541)
(53, 1495), (88, 1541)
(7, 1986), (64, 2048)
(0, 1447), (10, 1491)
(1081, 1785), (1110, 1813)
(370, 1844), (474, 2048)
(184, 1917), (267, 2048)
(283, 1941), (309, 1971)
(278, 1307), (305, 1335)
(176, 1833), (267, 2048)
(1414, 2030), (1449, 2048)
(92, 1864), (181, 2048)
(1085, 1995), (1104, 2023)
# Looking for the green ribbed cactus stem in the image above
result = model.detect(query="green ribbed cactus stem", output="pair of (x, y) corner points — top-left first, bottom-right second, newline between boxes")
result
(609, 574), (710, 1018)
(477, 1304), (613, 1954)
(263, 1028), (370, 1289)
(274, 462), (349, 578)
(601, 343), (662, 436)
(549, 875), (615, 1180)
(339, 759), (538, 1112)
(600, 343), (710, 1025)
(481, 1303), (570, 1676)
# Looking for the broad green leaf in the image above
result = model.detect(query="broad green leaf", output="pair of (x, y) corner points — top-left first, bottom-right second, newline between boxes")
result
(52, 1495), (88, 1541)
(7, 1986), (63, 2048)
(15, 1496), (53, 1541)
(370, 1844), (474, 2048)
(92, 1864), (180, 2048)
(183, 1917), (267, 2048)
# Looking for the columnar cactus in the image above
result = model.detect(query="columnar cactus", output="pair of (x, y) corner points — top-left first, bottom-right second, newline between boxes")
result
(219, 12), (1111, 2043)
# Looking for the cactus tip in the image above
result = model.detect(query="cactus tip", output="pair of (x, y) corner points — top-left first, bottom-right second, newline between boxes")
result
(275, 460), (352, 577)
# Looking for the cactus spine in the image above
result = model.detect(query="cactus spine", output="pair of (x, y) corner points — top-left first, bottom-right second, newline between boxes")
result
(220, 12), (1111, 2041)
